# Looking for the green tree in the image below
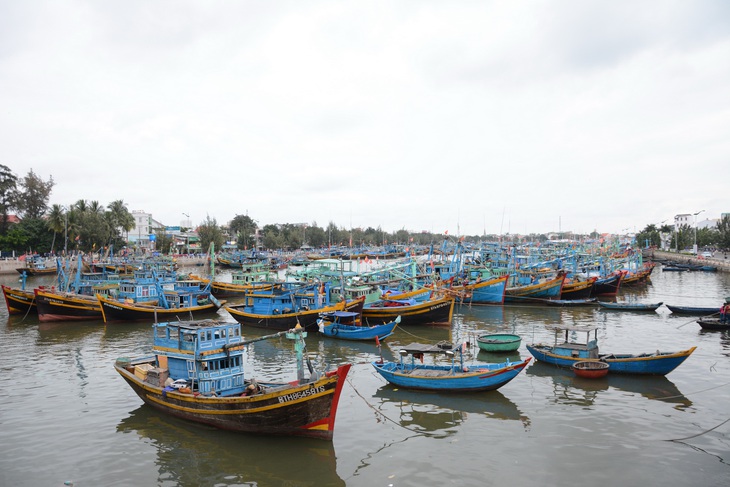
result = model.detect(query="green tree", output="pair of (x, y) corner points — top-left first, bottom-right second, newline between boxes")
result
(106, 200), (135, 248)
(197, 216), (225, 253)
(229, 214), (257, 250)
(17, 169), (54, 219)
(717, 215), (730, 250)
(0, 164), (19, 235)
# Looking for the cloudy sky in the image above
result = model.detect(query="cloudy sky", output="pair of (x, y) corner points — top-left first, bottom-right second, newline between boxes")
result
(2, 1), (729, 236)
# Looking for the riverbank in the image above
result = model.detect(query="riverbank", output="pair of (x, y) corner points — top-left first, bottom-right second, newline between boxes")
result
(647, 250), (730, 273)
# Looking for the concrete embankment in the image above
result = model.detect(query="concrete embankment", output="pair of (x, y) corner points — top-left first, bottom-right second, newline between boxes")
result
(647, 250), (730, 273)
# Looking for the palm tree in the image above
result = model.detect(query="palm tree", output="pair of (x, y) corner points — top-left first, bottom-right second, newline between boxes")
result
(46, 204), (65, 253)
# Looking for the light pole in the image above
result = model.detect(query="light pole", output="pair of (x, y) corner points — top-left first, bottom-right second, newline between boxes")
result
(693, 210), (705, 255)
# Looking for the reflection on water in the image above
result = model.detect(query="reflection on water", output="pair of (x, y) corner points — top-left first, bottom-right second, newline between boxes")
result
(118, 406), (345, 487)
(373, 385), (531, 435)
(526, 361), (692, 409)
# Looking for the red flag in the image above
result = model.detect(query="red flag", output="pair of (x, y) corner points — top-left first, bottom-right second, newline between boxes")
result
(375, 336), (380, 346)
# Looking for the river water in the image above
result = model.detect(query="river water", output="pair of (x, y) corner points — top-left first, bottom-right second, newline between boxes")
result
(1, 265), (729, 486)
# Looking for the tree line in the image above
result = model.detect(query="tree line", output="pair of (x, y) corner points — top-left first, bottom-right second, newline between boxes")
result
(5, 163), (729, 256)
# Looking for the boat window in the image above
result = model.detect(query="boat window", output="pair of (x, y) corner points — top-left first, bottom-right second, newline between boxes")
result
(206, 330), (212, 341)
(169, 327), (179, 340)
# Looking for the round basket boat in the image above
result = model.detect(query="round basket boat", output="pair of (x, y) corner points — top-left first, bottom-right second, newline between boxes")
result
(572, 360), (609, 379)
(477, 333), (521, 352)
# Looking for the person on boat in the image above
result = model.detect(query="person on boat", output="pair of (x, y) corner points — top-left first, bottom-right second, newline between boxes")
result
(721, 300), (730, 323)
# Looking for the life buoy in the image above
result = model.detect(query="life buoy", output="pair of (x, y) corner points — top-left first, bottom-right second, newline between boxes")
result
(331, 326), (338, 335)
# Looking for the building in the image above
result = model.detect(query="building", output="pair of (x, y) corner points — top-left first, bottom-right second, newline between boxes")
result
(128, 210), (165, 250)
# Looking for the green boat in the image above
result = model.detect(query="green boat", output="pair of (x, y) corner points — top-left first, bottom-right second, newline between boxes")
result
(477, 333), (522, 352)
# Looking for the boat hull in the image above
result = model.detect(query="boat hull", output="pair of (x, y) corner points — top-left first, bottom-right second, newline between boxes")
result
(115, 362), (351, 440)
(560, 278), (596, 300)
(226, 298), (364, 332)
(666, 305), (718, 316)
(591, 273), (624, 297)
(2, 285), (37, 315)
(362, 296), (455, 326)
(371, 358), (530, 392)
(505, 275), (565, 303)
(98, 295), (223, 323)
(35, 289), (102, 322)
(526, 344), (696, 375)
(697, 318), (730, 331)
(598, 302), (663, 312)
(320, 321), (397, 341)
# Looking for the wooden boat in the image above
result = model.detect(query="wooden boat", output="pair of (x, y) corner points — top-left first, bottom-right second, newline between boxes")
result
(35, 288), (107, 322)
(696, 317), (730, 331)
(362, 294), (455, 326)
(114, 319), (351, 440)
(15, 256), (58, 277)
(476, 333), (521, 352)
(2, 284), (39, 315)
(526, 325), (696, 375)
(98, 280), (224, 323)
(598, 301), (663, 312)
(560, 277), (596, 300)
(666, 305), (719, 316)
(572, 360), (609, 379)
(591, 272), (624, 297)
(504, 274), (566, 304)
(662, 266), (688, 272)
(621, 264), (655, 286)
(317, 310), (399, 341)
(446, 275), (509, 305)
(372, 342), (530, 392)
(224, 283), (365, 331)
(545, 298), (597, 307)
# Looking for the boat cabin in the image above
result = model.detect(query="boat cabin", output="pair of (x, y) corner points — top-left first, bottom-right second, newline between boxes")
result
(319, 310), (361, 326)
(546, 325), (600, 359)
(151, 320), (246, 396)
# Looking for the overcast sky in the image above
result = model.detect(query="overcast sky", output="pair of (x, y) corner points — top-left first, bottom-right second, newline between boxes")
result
(2, 1), (728, 236)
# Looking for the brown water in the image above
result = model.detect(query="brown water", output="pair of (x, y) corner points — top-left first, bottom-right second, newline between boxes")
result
(1, 266), (729, 486)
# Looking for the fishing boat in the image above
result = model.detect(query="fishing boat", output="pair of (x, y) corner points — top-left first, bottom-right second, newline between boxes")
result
(224, 282), (365, 332)
(114, 319), (351, 440)
(559, 276), (597, 300)
(572, 360), (609, 379)
(526, 325), (696, 375)
(372, 341), (530, 392)
(598, 301), (663, 312)
(98, 279), (224, 323)
(665, 305), (719, 316)
(15, 255), (58, 277)
(591, 272), (624, 297)
(445, 274), (509, 305)
(504, 274), (565, 304)
(696, 317), (730, 331)
(35, 288), (108, 322)
(621, 264), (655, 286)
(476, 333), (521, 352)
(317, 310), (399, 341)
(362, 294), (455, 326)
(2, 281), (40, 315)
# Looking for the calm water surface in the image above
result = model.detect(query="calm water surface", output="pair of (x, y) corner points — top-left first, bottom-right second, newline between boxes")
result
(1, 265), (730, 486)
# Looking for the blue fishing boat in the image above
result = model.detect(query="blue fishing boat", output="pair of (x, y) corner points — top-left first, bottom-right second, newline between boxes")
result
(526, 325), (695, 375)
(224, 282), (366, 331)
(317, 311), (399, 341)
(372, 342), (530, 392)
(114, 319), (351, 440)
(504, 274), (566, 303)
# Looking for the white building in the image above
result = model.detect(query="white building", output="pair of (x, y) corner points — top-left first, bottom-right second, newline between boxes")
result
(128, 210), (166, 250)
